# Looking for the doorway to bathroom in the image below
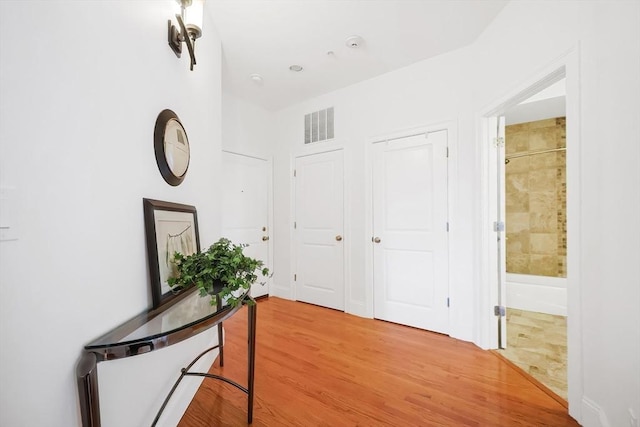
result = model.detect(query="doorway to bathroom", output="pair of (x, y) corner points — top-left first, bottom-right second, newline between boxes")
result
(479, 52), (582, 416)
(498, 78), (569, 400)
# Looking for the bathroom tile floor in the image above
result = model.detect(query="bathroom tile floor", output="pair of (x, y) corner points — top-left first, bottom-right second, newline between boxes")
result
(498, 308), (567, 400)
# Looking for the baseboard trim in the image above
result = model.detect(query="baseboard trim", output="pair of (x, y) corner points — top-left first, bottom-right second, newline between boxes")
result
(347, 300), (368, 318)
(581, 396), (611, 427)
(491, 350), (568, 409)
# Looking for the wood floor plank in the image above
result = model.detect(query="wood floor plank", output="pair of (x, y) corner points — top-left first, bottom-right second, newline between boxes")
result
(178, 297), (579, 426)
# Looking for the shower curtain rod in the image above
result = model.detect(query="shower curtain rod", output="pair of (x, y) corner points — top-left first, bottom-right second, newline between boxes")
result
(505, 146), (566, 161)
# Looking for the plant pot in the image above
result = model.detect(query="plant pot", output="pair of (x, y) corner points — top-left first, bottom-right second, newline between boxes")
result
(207, 279), (225, 297)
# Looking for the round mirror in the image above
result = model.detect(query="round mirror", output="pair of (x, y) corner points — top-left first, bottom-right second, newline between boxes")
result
(154, 110), (190, 186)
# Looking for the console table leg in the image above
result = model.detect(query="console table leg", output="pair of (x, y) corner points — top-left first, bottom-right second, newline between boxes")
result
(217, 297), (224, 367)
(77, 352), (101, 427)
(247, 301), (257, 424)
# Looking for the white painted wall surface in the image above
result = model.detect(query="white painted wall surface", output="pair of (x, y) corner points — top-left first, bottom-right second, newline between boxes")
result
(0, 1), (223, 426)
(222, 90), (275, 158)
(470, 2), (640, 426)
(0, 1), (637, 427)
(272, 49), (474, 338)
(271, 2), (639, 426)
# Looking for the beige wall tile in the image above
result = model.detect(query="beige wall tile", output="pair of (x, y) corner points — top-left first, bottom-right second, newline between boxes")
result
(530, 233), (558, 255)
(530, 255), (558, 276)
(529, 168), (557, 191)
(529, 191), (556, 212)
(507, 231), (530, 255)
(506, 123), (529, 134)
(529, 127), (557, 150)
(530, 152), (558, 170)
(506, 131), (529, 154)
(506, 212), (530, 233)
(528, 118), (557, 129)
(507, 254), (530, 274)
(530, 211), (557, 233)
(505, 117), (566, 279)
(506, 156), (530, 173)
(506, 173), (529, 212)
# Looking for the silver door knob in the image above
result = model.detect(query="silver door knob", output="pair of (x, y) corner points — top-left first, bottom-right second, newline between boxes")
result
(262, 236), (269, 241)
(335, 235), (343, 241)
(373, 237), (381, 243)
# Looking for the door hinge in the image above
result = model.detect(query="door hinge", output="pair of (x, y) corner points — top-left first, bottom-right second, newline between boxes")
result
(447, 297), (450, 307)
(494, 305), (506, 317)
(294, 274), (297, 281)
(493, 137), (505, 147)
(446, 222), (449, 232)
(293, 169), (296, 177)
(294, 221), (297, 229)
(446, 147), (449, 158)
(493, 221), (505, 232)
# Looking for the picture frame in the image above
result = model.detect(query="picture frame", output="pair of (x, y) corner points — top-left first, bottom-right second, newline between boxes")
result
(143, 198), (200, 308)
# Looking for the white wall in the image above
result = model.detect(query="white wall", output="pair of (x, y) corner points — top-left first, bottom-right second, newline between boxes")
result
(270, 1), (639, 426)
(470, 2), (640, 426)
(222, 90), (275, 158)
(0, 1), (223, 426)
(271, 48), (476, 338)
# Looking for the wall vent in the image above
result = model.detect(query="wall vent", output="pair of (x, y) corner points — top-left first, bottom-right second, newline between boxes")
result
(304, 107), (334, 144)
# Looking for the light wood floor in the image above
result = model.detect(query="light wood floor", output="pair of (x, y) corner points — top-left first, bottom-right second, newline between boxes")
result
(178, 297), (579, 426)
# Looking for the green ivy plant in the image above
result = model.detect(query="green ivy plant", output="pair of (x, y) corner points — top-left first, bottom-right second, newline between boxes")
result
(168, 237), (270, 307)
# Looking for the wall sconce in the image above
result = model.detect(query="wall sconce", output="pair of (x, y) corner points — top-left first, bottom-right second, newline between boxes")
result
(168, 0), (204, 71)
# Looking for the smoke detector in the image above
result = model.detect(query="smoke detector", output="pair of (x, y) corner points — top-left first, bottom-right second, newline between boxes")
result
(345, 35), (364, 48)
(289, 64), (304, 72)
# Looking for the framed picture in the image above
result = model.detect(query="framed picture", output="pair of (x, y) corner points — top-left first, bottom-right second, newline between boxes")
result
(143, 198), (200, 308)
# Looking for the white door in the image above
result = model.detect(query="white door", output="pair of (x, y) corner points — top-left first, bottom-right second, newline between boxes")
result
(294, 150), (345, 310)
(491, 116), (507, 348)
(372, 130), (449, 334)
(221, 152), (271, 298)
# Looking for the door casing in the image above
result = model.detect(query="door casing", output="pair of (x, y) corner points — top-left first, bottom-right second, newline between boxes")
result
(475, 47), (582, 422)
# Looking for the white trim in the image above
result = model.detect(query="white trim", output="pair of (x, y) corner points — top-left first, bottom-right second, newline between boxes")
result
(581, 397), (611, 427)
(475, 46), (583, 423)
(506, 273), (567, 316)
(364, 120), (457, 331)
(290, 144), (350, 311)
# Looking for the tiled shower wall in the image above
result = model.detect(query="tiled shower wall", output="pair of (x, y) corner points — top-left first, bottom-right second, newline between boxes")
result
(505, 118), (567, 278)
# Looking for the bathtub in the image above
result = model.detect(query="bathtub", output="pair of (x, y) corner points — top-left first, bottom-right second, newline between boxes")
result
(506, 273), (567, 316)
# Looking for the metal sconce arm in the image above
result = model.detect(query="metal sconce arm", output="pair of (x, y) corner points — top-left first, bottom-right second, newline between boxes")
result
(168, 13), (199, 71)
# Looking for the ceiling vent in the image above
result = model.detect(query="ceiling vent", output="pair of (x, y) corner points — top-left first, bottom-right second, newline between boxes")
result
(304, 107), (334, 144)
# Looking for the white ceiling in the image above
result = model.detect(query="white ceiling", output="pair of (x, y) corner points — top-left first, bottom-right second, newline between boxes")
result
(207, 0), (509, 111)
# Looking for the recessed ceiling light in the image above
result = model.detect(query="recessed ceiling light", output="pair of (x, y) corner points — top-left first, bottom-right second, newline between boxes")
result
(249, 73), (263, 84)
(289, 65), (303, 72)
(345, 35), (364, 48)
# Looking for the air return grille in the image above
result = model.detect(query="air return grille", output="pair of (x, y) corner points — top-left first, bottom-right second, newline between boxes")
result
(304, 107), (334, 144)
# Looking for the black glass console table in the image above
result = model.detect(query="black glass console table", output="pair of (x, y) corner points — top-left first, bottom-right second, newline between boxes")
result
(76, 288), (256, 427)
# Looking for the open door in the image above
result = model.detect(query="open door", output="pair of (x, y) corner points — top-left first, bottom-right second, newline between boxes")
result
(488, 116), (507, 348)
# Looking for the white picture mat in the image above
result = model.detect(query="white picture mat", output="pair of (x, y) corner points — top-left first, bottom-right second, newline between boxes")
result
(153, 210), (197, 295)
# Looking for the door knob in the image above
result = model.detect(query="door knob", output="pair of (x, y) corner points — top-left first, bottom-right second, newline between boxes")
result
(335, 235), (343, 241)
(373, 237), (381, 243)
(262, 236), (269, 241)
